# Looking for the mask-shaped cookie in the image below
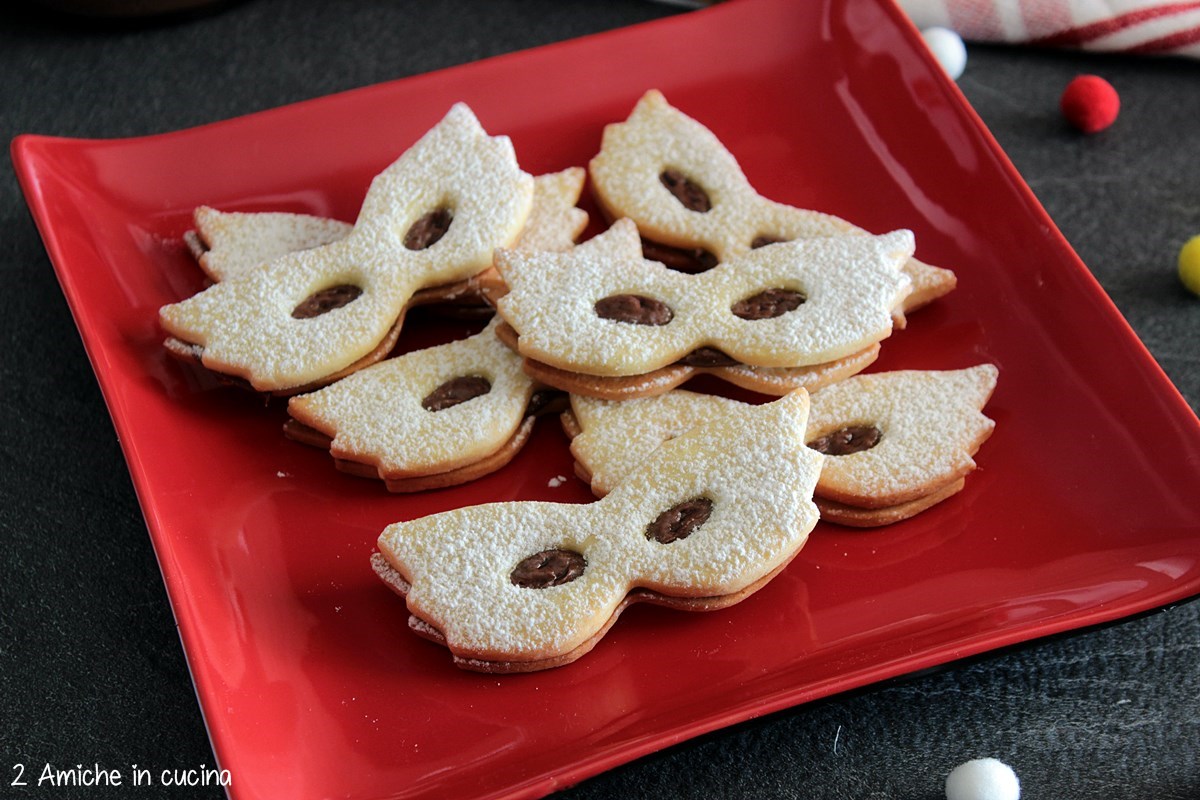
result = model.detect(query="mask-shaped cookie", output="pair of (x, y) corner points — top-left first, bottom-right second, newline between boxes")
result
(564, 365), (998, 527)
(373, 390), (823, 672)
(159, 103), (534, 393)
(183, 167), (587, 285)
(177, 169), (586, 326)
(285, 318), (556, 492)
(589, 90), (955, 319)
(494, 217), (912, 377)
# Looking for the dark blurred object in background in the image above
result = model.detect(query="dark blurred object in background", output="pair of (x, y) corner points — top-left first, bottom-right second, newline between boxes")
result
(30, 0), (241, 18)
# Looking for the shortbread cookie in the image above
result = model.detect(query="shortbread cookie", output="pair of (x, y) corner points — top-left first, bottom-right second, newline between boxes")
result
(494, 218), (912, 377)
(564, 365), (998, 526)
(181, 207), (494, 317)
(589, 90), (955, 319)
(184, 207), (352, 282)
(285, 318), (557, 491)
(374, 390), (823, 672)
(511, 168), (589, 254)
(495, 319), (880, 399)
(159, 103), (534, 393)
(814, 479), (965, 528)
(184, 167), (587, 283)
(804, 364), (998, 508)
(371, 550), (797, 673)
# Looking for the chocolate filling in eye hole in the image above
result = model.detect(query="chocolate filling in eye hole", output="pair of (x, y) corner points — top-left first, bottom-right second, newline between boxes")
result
(421, 375), (491, 412)
(751, 235), (789, 249)
(807, 425), (882, 456)
(291, 284), (363, 319)
(647, 497), (713, 544)
(731, 288), (806, 320)
(659, 169), (712, 213)
(641, 238), (719, 274)
(510, 549), (587, 589)
(675, 347), (739, 367)
(595, 294), (674, 326)
(404, 207), (453, 250)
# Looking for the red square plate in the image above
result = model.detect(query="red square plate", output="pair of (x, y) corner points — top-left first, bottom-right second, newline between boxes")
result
(13, 0), (1200, 798)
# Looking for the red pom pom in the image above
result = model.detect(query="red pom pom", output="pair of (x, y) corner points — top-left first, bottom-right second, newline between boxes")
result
(1060, 75), (1120, 134)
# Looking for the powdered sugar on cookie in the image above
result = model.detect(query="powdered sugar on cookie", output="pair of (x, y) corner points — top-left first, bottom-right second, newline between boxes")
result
(186, 207), (352, 282)
(160, 103), (534, 392)
(376, 391), (822, 666)
(805, 364), (998, 507)
(186, 167), (588, 286)
(287, 318), (536, 479)
(566, 365), (998, 523)
(495, 218), (912, 376)
(589, 89), (955, 316)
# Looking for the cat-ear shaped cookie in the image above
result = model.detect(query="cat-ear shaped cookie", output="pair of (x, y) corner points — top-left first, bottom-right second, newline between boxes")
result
(589, 90), (955, 319)
(184, 207), (352, 283)
(494, 218), (912, 378)
(564, 365), (998, 527)
(285, 318), (558, 492)
(373, 390), (823, 672)
(803, 364), (998, 517)
(159, 103), (534, 394)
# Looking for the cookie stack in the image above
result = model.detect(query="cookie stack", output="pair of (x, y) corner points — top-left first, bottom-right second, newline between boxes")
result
(159, 91), (997, 672)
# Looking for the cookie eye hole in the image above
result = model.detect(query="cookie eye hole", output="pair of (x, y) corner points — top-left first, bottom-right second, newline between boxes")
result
(594, 294), (675, 326)
(524, 389), (559, 418)
(751, 234), (789, 249)
(807, 425), (882, 456)
(291, 284), (364, 319)
(404, 206), (454, 250)
(731, 288), (806, 321)
(421, 375), (492, 412)
(641, 238), (719, 274)
(659, 169), (712, 213)
(646, 497), (713, 544)
(675, 347), (738, 367)
(510, 548), (587, 588)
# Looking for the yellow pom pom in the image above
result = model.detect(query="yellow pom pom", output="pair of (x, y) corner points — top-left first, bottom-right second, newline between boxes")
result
(1180, 235), (1200, 297)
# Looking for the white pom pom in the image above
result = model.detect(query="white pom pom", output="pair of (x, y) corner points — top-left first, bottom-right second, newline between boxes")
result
(945, 758), (1020, 800)
(921, 27), (967, 80)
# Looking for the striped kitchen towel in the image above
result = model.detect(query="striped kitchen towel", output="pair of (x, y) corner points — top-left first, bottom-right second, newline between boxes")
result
(897, 0), (1200, 56)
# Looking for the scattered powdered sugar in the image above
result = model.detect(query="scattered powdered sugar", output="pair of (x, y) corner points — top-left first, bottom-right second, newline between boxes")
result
(547, 475), (568, 488)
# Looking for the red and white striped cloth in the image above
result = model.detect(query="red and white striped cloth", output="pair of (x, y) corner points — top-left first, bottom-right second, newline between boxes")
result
(897, 0), (1200, 56)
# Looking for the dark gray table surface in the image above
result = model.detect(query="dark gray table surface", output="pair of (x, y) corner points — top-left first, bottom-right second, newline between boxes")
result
(2, 1), (1197, 798)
